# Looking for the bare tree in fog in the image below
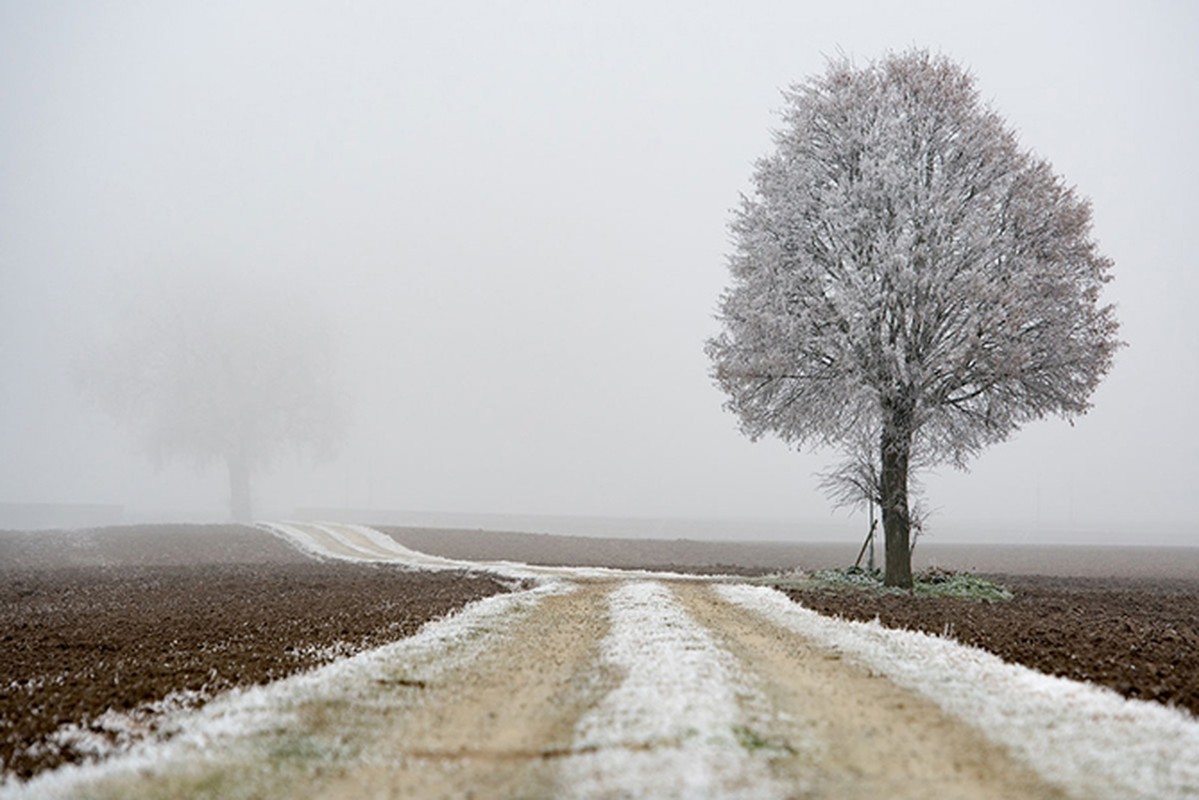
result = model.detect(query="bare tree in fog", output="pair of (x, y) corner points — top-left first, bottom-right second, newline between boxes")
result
(79, 274), (340, 520)
(708, 50), (1121, 588)
(818, 424), (934, 567)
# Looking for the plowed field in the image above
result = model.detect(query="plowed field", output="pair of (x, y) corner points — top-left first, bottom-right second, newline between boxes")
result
(0, 550), (507, 780)
(782, 576), (1199, 715)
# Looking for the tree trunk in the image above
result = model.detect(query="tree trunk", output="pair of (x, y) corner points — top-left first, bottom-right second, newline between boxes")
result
(226, 451), (253, 522)
(880, 404), (914, 589)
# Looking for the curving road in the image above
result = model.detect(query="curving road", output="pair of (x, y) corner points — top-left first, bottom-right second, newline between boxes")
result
(12, 522), (1198, 800)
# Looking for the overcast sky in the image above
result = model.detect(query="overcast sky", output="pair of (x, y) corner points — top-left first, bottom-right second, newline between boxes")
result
(2, 0), (1196, 545)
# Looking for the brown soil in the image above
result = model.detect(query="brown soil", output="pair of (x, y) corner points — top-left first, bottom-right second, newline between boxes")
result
(782, 575), (1199, 717)
(381, 526), (841, 576)
(382, 526), (1199, 580)
(0, 561), (508, 781)
(0, 524), (315, 569)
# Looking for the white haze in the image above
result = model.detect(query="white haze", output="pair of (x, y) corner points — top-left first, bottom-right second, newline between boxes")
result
(1, 1), (1196, 546)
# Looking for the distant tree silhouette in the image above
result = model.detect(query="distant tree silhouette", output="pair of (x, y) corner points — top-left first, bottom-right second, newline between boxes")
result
(80, 273), (340, 520)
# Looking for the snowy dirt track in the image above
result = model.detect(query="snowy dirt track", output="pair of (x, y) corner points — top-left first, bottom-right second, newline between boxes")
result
(9, 523), (1198, 800)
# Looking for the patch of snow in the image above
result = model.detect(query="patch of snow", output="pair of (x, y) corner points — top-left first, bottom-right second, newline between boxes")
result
(560, 581), (786, 799)
(284, 639), (362, 662)
(719, 583), (1199, 800)
(31, 690), (210, 766)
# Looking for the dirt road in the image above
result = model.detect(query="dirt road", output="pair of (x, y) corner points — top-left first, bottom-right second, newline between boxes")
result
(22, 582), (1064, 799)
(10, 523), (1196, 800)
(328, 579), (1064, 799)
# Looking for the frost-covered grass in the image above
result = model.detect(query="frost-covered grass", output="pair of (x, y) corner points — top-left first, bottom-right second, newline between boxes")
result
(2, 581), (570, 800)
(558, 581), (787, 799)
(719, 583), (1199, 800)
(758, 566), (1013, 602)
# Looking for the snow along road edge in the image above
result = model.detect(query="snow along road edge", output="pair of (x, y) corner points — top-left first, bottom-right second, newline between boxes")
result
(719, 583), (1199, 800)
(256, 521), (731, 582)
(0, 581), (572, 800)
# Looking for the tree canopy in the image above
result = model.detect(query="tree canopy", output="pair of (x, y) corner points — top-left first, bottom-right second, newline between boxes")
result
(80, 273), (340, 520)
(707, 50), (1120, 586)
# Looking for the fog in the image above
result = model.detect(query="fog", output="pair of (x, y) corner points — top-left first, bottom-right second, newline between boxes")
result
(2, 1), (1196, 545)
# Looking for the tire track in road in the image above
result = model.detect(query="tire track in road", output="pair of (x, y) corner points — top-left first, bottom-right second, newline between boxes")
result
(313, 581), (614, 800)
(673, 582), (1068, 800)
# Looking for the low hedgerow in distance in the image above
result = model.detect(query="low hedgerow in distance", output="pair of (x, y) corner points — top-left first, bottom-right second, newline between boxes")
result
(754, 565), (1012, 603)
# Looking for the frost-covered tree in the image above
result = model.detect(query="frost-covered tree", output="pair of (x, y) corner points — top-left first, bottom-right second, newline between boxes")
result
(79, 273), (340, 521)
(707, 50), (1120, 587)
